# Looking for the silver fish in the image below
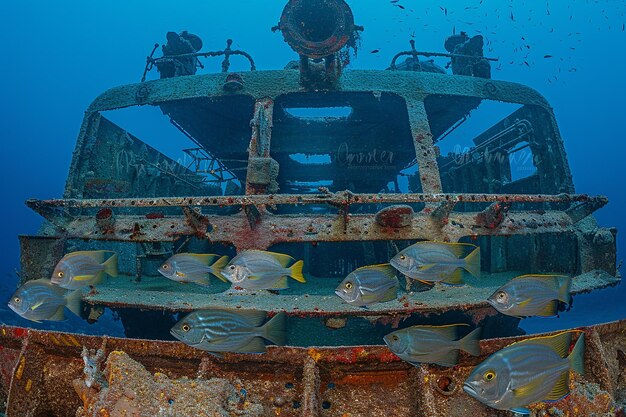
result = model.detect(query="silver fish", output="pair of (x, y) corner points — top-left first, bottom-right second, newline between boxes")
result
(158, 253), (229, 286)
(51, 250), (118, 290)
(7, 278), (82, 322)
(390, 242), (480, 285)
(384, 324), (481, 367)
(221, 250), (305, 290)
(463, 331), (585, 414)
(170, 309), (286, 354)
(335, 263), (398, 307)
(488, 275), (572, 318)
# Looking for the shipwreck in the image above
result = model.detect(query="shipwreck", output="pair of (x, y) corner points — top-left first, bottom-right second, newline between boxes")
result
(1, 0), (623, 415)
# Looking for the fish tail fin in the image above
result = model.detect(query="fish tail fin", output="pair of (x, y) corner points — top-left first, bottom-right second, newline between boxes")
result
(558, 276), (572, 305)
(569, 333), (585, 375)
(289, 260), (306, 283)
(262, 312), (287, 346)
(210, 255), (230, 282)
(459, 327), (481, 356)
(463, 247), (481, 278)
(65, 289), (83, 317)
(103, 253), (118, 278)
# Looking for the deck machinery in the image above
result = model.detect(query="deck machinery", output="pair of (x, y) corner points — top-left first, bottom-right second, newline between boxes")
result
(3, 0), (623, 416)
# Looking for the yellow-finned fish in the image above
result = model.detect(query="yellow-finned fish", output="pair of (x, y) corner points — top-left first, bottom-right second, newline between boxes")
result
(158, 253), (229, 286)
(488, 275), (572, 318)
(170, 309), (286, 354)
(221, 250), (305, 290)
(390, 242), (480, 285)
(463, 330), (585, 414)
(335, 263), (398, 307)
(384, 324), (481, 367)
(51, 250), (118, 290)
(8, 278), (82, 323)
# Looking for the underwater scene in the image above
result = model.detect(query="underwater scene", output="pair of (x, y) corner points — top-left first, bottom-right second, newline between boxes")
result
(1, 0), (625, 416)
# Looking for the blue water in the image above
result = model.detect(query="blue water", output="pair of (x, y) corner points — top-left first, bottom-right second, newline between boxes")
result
(0, 0), (624, 337)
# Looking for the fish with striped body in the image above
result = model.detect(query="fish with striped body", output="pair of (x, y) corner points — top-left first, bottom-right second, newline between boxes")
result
(51, 250), (118, 290)
(463, 331), (585, 414)
(384, 324), (481, 367)
(7, 278), (82, 322)
(170, 309), (286, 354)
(390, 242), (480, 285)
(158, 253), (229, 286)
(335, 263), (399, 307)
(488, 275), (572, 318)
(221, 250), (305, 290)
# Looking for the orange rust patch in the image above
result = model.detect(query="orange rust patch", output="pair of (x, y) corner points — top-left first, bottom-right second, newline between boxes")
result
(336, 370), (410, 386)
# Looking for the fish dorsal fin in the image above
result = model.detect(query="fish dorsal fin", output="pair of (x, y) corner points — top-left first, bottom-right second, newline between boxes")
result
(62, 250), (108, 264)
(355, 263), (396, 279)
(181, 253), (219, 265)
(510, 331), (574, 358)
(512, 374), (549, 403)
(416, 242), (476, 258)
(412, 324), (467, 340)
(233, 309), (268, 327)
(512, 274), (563, 290)
(247, 250), (295, 267)
(544, 371), (570, 402)
(237, 337), (267, 353)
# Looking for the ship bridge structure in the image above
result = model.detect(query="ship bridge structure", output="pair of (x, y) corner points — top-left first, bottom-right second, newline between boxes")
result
(3, 0), (623, 416)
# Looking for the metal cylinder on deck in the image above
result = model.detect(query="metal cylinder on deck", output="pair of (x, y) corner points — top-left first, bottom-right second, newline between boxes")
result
(279, 0), (355, 59)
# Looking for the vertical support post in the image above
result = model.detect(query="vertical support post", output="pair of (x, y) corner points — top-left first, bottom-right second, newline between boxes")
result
(301, 357), (321, 417)
(405, 99), (443, 194)
(246, 98), (276, 195)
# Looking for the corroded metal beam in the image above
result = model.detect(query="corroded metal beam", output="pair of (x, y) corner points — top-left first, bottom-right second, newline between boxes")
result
(1, 320), (625, 416)
(26, 192), (607, 210)
(24, 208), (598, 248)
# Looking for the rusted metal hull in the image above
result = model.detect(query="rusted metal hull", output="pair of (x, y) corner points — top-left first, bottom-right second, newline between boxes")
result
(1, 320), (625, 416)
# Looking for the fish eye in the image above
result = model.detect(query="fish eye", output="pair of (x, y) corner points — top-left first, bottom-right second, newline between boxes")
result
(13, 297), (21, 304)
(392, 335), (399, 341)
(57, 271), (64, 278)
(162, 264), (169, 270)
(399, 255), (406, 260)
(181, 324), (191, 332)
(229, 265), (236, 270)
(496, 291), (506, 301)
(345, 282), (353, 289)
(483, 370), (496, 381)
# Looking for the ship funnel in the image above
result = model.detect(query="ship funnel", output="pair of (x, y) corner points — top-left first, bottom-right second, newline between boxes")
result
(278, 0), (356, 59)
(276, 0), (360, 88)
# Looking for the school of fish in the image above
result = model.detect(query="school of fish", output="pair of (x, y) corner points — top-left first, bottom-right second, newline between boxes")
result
(6, 241), (580, 413)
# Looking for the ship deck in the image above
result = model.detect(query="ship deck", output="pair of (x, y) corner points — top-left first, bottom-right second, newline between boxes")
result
(84, 269), (619, 317)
